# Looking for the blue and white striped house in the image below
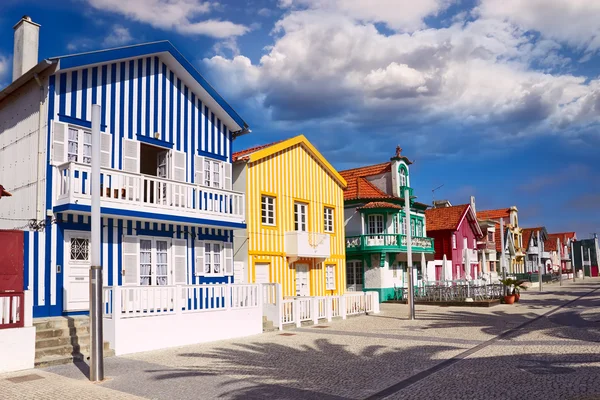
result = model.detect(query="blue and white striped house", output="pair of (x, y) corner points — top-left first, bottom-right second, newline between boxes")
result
(0, 17), (249, 318)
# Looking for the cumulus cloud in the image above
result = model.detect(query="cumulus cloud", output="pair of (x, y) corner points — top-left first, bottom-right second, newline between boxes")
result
(102, 25), (134, 47)
(204, 8), (600, 138)
(86, 0), (249, 38)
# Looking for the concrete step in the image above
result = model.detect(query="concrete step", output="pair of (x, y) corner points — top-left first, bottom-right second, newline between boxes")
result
(35, 348), (115, 368)
(35, 334), (91, 349)
(33, 316), (90, 331)
(35, 326), (91, 340)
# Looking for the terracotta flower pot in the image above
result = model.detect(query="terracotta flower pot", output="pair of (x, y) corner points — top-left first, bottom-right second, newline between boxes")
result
(504, 295), (516, 304)
(515, 293), (520, 302)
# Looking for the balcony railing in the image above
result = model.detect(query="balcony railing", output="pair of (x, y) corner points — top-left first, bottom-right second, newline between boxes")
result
(56, 162), (245, 223)
(285, 231), (331, 260)
(346, 234), (434, 253)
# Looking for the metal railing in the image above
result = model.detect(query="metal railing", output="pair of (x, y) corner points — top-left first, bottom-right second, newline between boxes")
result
(346, 234), (434, 252)
(394, 283), (504, 302)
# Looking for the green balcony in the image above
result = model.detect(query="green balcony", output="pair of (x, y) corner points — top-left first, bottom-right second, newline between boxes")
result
(345, 234), (434, 254)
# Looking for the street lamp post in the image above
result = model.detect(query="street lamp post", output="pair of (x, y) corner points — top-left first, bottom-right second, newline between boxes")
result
(404, 187), (415, 320)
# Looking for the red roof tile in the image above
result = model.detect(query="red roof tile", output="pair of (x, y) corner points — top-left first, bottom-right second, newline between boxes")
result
(339, 162), (392, 201)
(232, 140), (285, 162)
(477, 208), (511, 221)
(357, 201), (402, 211)
(494, 223), (503, 252)
(545, 232), (576, 251)
(425, 204), (469, 231)
(522, 227), (545, 250)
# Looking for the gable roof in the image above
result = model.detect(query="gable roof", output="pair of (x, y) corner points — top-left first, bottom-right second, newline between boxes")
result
(339, 162), (392, 201)
(357, 201), (402, 211)
(522, 227), (549, 250)
(425, 205), (469, 231)
(545, 232), (576, 251)
(232, 135), (346, 188)
(495, 223), (516, 254)
(477, 208), (511, 221)
(0, 41), (249, 133)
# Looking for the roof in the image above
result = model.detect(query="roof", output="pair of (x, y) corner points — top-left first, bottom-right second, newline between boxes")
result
(425, 204), (469, 231)
(545, 232), (577, 251)
(339, 162), (392, 201)
(477, 208), (511, 221)
(1, 41), (249, 132)
(0, 184), (12, 198)
(232, 135), (347, 188)
(357, 201), (402, 211)
(495, 223), (516, 253)
(522, 227), (548, 250)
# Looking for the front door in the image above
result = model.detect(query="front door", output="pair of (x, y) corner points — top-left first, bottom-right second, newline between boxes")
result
(234, 261), (245, 283)
(295, 264), (309, 296)
(346, 260), (364, 291)
(64, 232), (91, 312)
(255, 263), (269, 284)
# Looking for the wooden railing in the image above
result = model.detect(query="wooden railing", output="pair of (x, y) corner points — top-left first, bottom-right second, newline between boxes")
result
(57, 162), (245, 221)
(0, 292), (24, 329)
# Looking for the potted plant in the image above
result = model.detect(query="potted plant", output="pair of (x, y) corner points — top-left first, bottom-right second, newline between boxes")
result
(513, 280), (528, 302)
(499, 278), (516, 304)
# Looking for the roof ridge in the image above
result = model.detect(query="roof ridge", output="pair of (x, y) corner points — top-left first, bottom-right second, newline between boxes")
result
(339, 161), (391, 176)
(232, 139), (286, 161)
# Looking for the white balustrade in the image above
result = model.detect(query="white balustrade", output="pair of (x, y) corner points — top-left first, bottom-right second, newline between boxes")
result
(56, 162), (245, 221)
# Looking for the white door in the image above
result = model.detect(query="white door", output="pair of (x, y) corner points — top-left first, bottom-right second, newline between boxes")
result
(64, 232), (91, 312)
(346, 260), (364, 292)
(255, 263), (269, 284)
(234, 261), (245, 283)
(295, 264), (309, 296)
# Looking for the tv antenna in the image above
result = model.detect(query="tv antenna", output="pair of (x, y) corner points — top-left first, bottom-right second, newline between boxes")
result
(432, 184), (444, 206)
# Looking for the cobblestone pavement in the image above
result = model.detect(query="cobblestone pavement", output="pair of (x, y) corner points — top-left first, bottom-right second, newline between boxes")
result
(1, 278), (599, 400)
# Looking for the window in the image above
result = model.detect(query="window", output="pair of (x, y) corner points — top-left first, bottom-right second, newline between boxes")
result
(411, 219), (416, 237)
(416, 220), (423, 237)
(204, 242), (222, 275)
(139, 238), (170, 286)
(452, 234), (457, 249)
(261, 195), (276, 226)
(204, 159), (222, 188)
(367, 214), (384, 235)
(488, 231), (494, 241)
(325, 265), (335, 290)
(294, 202), (308, 232)
(346, 261), (363, 286)
(70, 238), (89, 261)
(67, 127), (93, 164)
(399, 168), (407, 186)
(324, 207), (334, 233)
(473, 238), (477, 249)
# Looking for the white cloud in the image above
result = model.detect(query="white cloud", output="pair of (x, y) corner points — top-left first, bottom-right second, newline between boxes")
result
(204, 8), (600, 137)
(0, 55), (11, 86)
(87, 0), (249, 38)
(475, 0), (600, 56)
(279, 0), (454, 32)
(102, 25), (134, 47)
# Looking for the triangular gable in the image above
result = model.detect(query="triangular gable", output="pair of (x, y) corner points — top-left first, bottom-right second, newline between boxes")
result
(461, 204), (484, 238)
(51, 41), (248, 132)
(241, 135), (347, 188)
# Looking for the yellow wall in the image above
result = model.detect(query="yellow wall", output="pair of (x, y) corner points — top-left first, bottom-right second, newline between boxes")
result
(245, 143), (346, 297)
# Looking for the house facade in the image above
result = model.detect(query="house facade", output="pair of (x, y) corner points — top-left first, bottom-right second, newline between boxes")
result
(545, 232), (576, 272)
(476, 218), (497, 274)
(232, 135), (347, 297)
(425, 201), (483, 281)
(340, 147), (435, 301)
(0, 17), (249, 317)
(572, 235), (600, 277)
(476, 207), (525, 273)
(522, 227), (551, 273)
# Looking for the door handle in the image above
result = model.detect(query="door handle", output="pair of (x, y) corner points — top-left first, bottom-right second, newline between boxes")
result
(75, 277), (85, 281)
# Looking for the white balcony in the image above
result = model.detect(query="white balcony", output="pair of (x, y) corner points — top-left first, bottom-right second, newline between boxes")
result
(55, 162), (245, 225)
(285, 231), (330, 262)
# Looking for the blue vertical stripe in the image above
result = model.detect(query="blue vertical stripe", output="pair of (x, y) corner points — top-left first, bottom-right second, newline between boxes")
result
(70, 70), (78, 117)
(211, 112), (215, 155)
(91, 67), (98, 105)
(184, 85), (189, 155)
(23, 232), (29, 291)
(110, 63), (117, 167)
(145, 57), (151, 136)
(127, 220), (132, 236)
(154, 57), (159, 134)
(191, 93), (196, 183)
(81, 69), (88, 120)
(119, 62), (125, 168)
(217, 119), (221, 157)
(176, 78), (182, 151)
(101, 65), (107, 128)
(59, 73), (66, 115)
(161, 63), (167, 141)
(137, 59), (143, 136)
(108, 218), (114, 286)
(128, 60), (134, 139)
(204, 105), (209, 153)
(169, 71), (174, 144)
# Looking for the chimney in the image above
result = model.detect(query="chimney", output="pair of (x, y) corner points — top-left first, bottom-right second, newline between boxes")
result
(470, 196), (476, 214)
(13, 15), (40, 82)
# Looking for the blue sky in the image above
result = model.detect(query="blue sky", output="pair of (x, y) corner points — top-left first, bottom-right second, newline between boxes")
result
(1, 0), (599, 238)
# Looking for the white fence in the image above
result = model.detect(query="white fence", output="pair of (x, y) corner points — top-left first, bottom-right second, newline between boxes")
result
(261, 283), (379, 329)
(102, 284), (262, 355)
(0, 290), (35, 374)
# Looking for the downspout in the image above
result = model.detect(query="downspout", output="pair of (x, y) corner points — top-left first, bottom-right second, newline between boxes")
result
(33, 72), (46, 222)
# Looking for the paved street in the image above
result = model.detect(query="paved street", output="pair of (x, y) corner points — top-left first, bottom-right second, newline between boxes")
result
(1, 278), (599, 400)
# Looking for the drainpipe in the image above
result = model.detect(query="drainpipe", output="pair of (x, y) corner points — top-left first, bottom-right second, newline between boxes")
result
(34, 72), (46, 223)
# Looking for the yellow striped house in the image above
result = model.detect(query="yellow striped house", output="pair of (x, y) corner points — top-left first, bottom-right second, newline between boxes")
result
(232, 135), (347, 297)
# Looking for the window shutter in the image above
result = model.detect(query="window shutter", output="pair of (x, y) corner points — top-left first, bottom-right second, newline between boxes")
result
(223, 163), (232, 190)
(52, 121), (68, 164)
(194, 155), (204, 185)
(224, 242), (233, 275)
(122, 235), (139, 286)
(122, 139), (140, 173)
(100, 132), (112, 168)
(194, 239), (205, 276)
(171, 150), (186, 182)
(172, 239), (187, 285)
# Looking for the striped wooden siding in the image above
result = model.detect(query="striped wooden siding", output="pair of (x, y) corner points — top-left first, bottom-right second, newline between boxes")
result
(245, 143), (346, 297)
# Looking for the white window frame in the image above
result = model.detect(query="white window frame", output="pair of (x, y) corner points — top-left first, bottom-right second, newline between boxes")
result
(325, 264), (336, 290)
(452, 233), (457, 249)
(399, 169), (407, 187)
(294, 202), (308, 232)
(203, 241), (224, 276)
(324, 207), (334, 233)
(367, 214), (384, 235)
(138, 236), (171, 286)
(261, 195), (276, 226)
(204, 158), (222, 188)
(67, 126), (93, 165)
